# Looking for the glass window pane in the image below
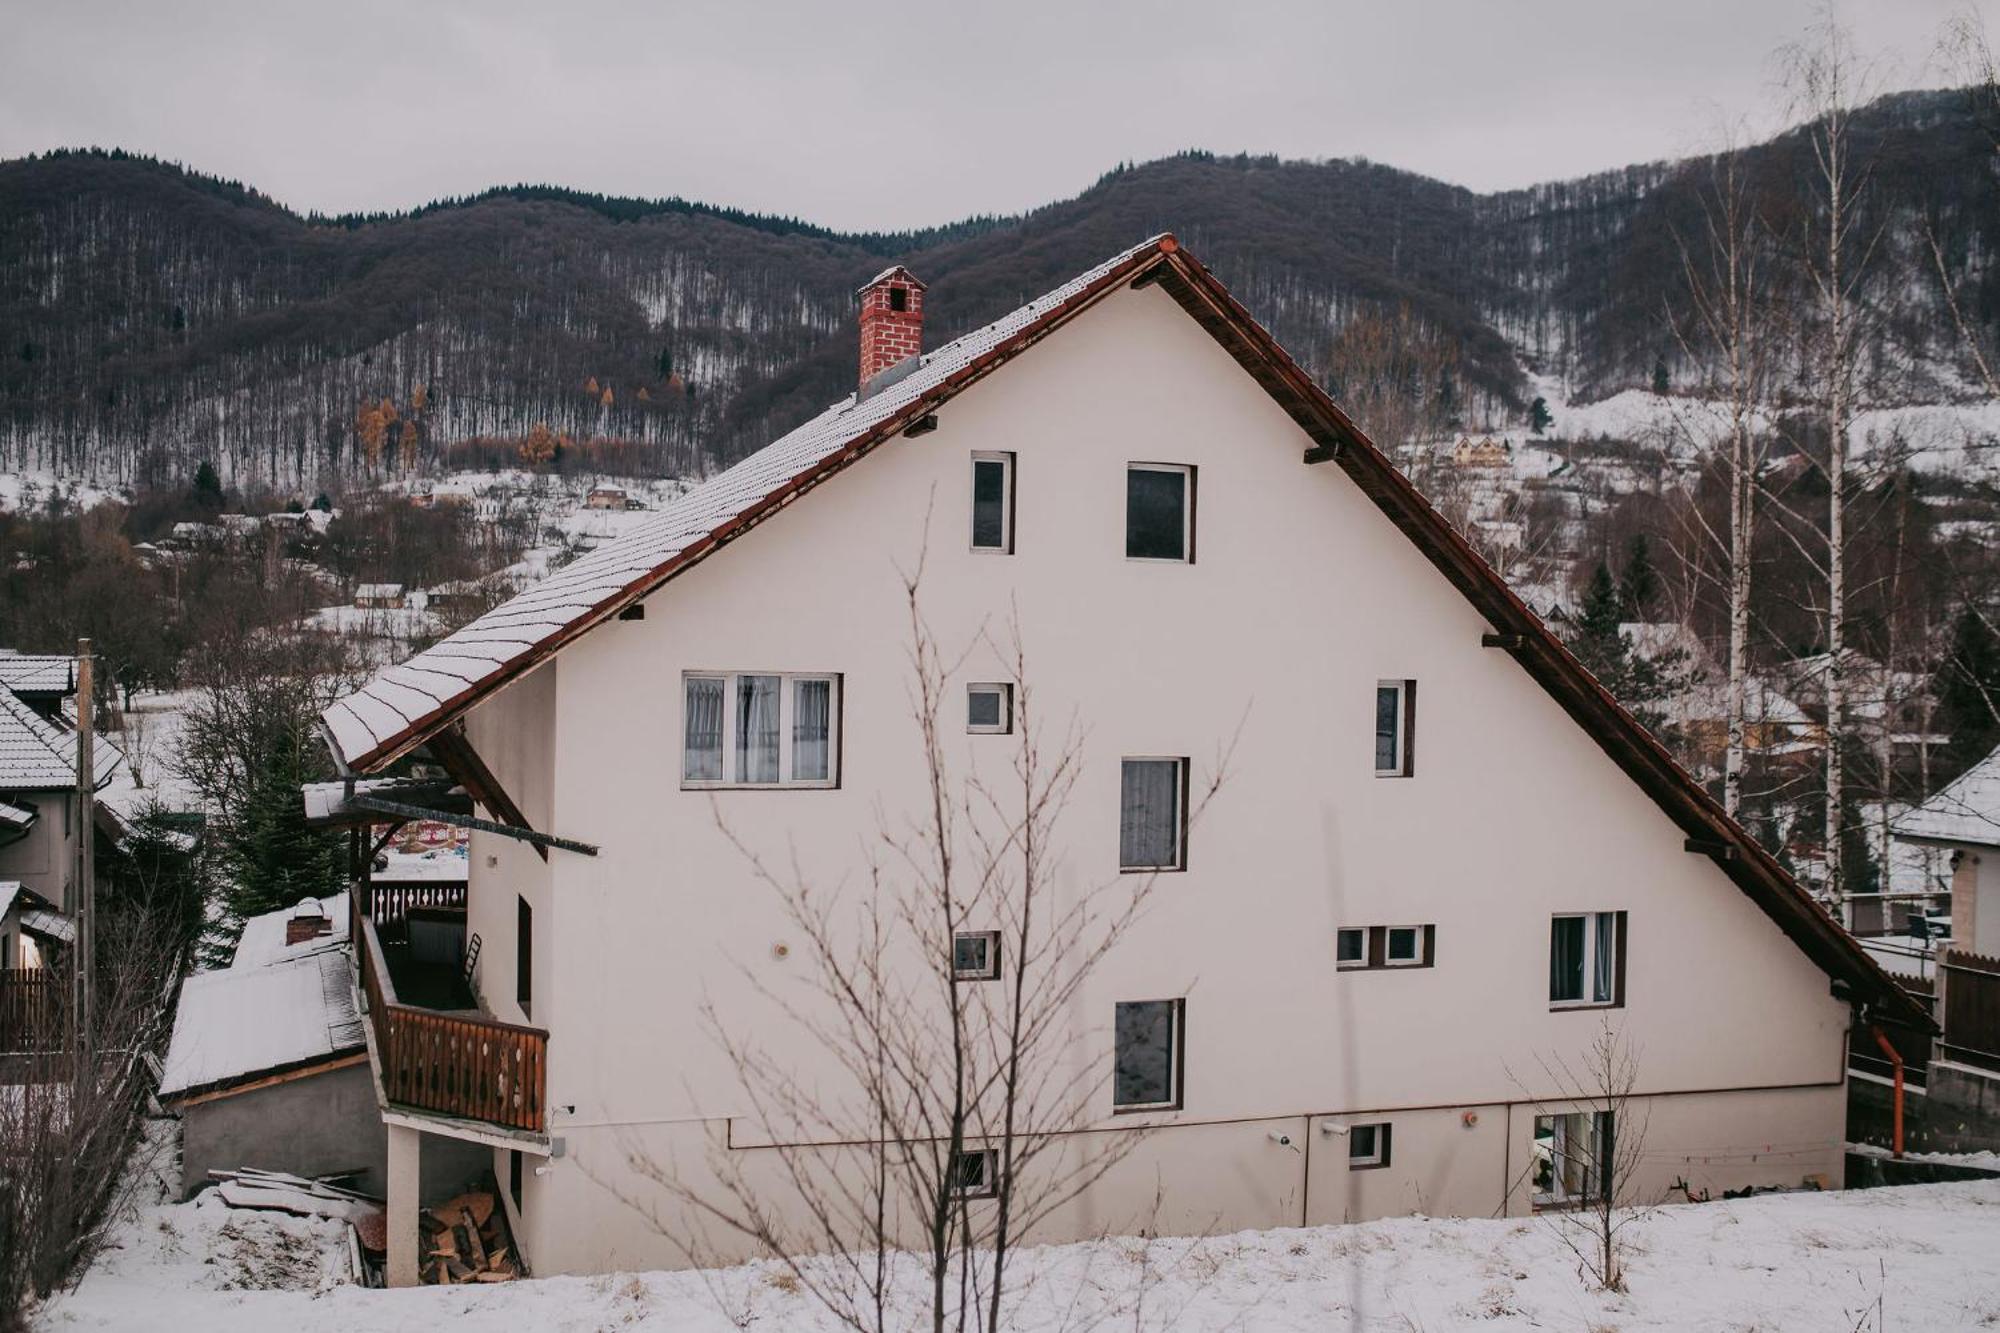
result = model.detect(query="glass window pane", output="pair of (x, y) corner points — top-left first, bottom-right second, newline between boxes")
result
(1336, 928), (1365, 963)
(1120, 759), (1182, 869)
(1349, 1125), (1377, 1160)
(972, 458), (1008, 550)
(1593, 912), (1617, 1003)
(1126, 468), (1186, 560)
(684, 677), (724, 781)
(954, 933), (991, 977)
(1114, 1000), (1177, 1107)
(793, 678), (832, 781)
(1550, 916), (1585, 1002)
(968, 687), (1002, 730)
(1387, 927), (1419, 961)
(735, 675), (780, 784)
(952, 1150), (988, 1193)
(1375, 685), (1401, 773)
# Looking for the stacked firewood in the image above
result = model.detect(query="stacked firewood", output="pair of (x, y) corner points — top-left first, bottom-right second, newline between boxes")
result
(420, 1190), (520, 1284)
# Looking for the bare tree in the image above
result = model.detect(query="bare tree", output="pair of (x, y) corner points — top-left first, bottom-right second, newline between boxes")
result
(1515, 1018), (1651, 1294)
(612, 558), (1234, 1333)
(1670, 129), (1783, 816)
(1323, 304), (1464, 487)
(1783, 9), (1884, 922)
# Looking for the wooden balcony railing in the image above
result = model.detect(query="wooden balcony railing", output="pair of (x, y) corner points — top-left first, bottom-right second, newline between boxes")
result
(366, 882), (469, 934)
(0, 970), (64, 1051)
(1941, 947), (2000, 1075)
(357, 914), (548, 1134)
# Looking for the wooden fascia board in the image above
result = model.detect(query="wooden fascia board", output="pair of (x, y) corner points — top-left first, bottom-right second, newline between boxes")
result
(341, 242), (1178, 775)
(427, 726), (545, 862)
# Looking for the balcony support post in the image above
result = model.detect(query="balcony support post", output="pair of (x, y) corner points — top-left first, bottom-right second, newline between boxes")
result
(385, 1122), (423, 1287)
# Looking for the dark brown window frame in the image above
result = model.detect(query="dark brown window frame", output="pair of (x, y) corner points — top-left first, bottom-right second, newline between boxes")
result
(1335, 924), (1437, 970)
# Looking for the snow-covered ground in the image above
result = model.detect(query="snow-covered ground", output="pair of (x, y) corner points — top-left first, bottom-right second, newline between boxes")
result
(36, 1176), (2000, 1331)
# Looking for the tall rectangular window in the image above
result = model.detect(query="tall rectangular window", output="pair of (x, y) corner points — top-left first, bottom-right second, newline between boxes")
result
(683, 672), (841, 788)
(684, 676), (724, 781)
(971, 453), (1014, 553)
(1550, 911), (1624, 1007)
(1533, 1110), (1613, 1208)
(1119, 758), (1186, 871)
(516, 895), (532, 1016)
(1126, 464), (1193, 562)
(1375, 680), (1414, 776)
(1113, 998), (1183, 1110)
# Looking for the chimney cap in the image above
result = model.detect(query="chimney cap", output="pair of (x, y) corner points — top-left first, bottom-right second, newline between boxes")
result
(857, 265), (927, 297)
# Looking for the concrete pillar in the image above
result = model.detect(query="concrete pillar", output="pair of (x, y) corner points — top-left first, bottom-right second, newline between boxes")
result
(386, 1122), (422, 1288)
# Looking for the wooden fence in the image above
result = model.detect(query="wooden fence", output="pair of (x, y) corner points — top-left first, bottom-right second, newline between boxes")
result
(1942, 948), (2000, 1075)
(365, 882), (469, 935)
(358, 917), (546, 1133)
(0, 970), (65, 1051)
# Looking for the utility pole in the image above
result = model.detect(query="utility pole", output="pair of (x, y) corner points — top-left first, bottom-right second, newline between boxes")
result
(74, 638), (96, 1058)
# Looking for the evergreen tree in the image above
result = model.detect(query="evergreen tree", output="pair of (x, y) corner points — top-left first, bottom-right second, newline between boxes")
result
(191, 460), (224, 514)
(1528, 396), (1553, 434)
(1935, 607), (2000, 778)
(311, 492), (333, 512)
(1652, 356), (1671, 395)
(1572, 561), (1630, 682)
(1618, 534), (1661, 619)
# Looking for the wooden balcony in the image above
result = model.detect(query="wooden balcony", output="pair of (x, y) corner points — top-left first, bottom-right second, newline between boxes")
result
(1941, 947), (2000, 1076)
(0, 970), (64, 1052)
(355, 900), (547, 1135)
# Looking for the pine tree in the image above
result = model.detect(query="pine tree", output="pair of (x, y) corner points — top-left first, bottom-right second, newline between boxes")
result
(1936, 607), (2000, 777)
(1528, 396), (1553, 434)
(1652, 356), (1671, 394)
(191, 460), (224, 514)
(1618, 534), (1661, 619)
(1572, 561), (1630, 682)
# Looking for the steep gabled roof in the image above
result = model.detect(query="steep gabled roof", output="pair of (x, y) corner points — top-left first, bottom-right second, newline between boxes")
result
(0, 687), (77, 790)
(0, 653), (73, 698)
(1894, 745), (2000, 849)
(321, 235), (1924, 1027)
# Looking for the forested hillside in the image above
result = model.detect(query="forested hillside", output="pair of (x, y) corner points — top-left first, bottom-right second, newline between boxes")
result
(1, 88), (1995, 491)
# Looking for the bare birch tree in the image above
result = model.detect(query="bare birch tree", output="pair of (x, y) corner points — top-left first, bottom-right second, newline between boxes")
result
(613, 558), (1234, 1333)
(1670, 128), (1782, 817)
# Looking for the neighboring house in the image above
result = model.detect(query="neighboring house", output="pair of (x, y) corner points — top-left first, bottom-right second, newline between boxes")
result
(0, 686), (89, 912)
(1618, 624), (1818, 774)
(159, 892), (483, 1199)
(584, 485), (629, 510)
(1451, 434), (1513, 468)
(0, 881), (70, 1053)
(0, 881), (71, 972)
(354, 584), (407, 610)
(316, 237), (1920, 1283)
(0, 652), (74, 723)
(1893, 751), (2000, 1114)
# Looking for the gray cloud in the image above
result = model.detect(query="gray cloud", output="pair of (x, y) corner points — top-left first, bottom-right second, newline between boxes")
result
(1, 0), (1991, 231)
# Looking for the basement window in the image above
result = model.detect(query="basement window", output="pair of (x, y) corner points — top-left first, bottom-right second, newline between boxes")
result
(683, 672), (841, 788)
(1348, 1122), (1392, 1169)
(949, 1148), (996, 1198)
(1533, 1110), (1613, 1209)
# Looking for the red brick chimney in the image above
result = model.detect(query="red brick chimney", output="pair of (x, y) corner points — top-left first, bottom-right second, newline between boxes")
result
(285, 898), (332, 945)
(857, 266), (926, 390)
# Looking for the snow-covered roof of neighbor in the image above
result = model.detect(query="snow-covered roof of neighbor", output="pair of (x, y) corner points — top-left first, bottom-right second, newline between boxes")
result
(228, 893), (349, 971)
(0, 687), (79, 790)
(0, 797), (35, 831)
(159, 948), (363, 1100)
(322, 236), (1169, 773)
(1895, 746), (2000, 848)
(375, 849), (467, 883)
(0, 652), (73, 696)
(20, 907), (73, 943)
(354, 583), (404, 599)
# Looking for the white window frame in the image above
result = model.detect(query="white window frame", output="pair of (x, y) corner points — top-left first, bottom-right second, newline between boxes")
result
(1335, 927), (1368, 969)
(1375, 679), (1412, 777)
(952, 930), (1000, 981)
(681, 671), (841, 790)
(1112, 998), (1184, 1112)
(1550, 911), (1618, 1009)
(1118, 756), (1187, 872)
(1384, 925), (1424, 967)
(966, 682), (1013, 735)
(1347, 1121), (1390, 1169)
(1124, 462), (1194, 564)
(970, 452), (1014, 554)
(1533, 1110), (1610, 1208)
(949, 1147), (998, 1199)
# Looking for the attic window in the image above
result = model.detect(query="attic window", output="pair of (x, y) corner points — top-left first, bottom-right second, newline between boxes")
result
(889, 286), (909, 312)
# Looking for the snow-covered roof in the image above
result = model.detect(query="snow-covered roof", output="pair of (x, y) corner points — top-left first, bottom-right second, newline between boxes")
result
(322, 236), (1169, 771)
(0, 687), (78, 790)
(375, 848), (468, 883)
(1895, 747), (2000, 848)
(20, 908), (73, 943)
(228, 892), (349, 971)
(0, 652), (73, 696)
(159, 949), (363, 1100)
(0, 798), (35, 831)
(354, 583), (405, 599)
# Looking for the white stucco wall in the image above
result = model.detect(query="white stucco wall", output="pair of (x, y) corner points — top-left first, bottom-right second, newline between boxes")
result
(0, 789), (75, 912)
(454, 282), (1851, 1274)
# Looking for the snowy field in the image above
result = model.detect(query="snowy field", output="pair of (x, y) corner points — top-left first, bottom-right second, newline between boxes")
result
(36, 1173), (2000, 1331)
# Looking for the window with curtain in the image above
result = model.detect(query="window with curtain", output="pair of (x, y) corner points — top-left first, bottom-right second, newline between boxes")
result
(1550, 911), (1623, 1007)
(1375, 680), (1413, 776)
(1113, 998), (1182, 1109)
(1119, 758), (1185, 870)
(1533, 1110), (1613, 1208)
(683, 672), (840, 787)
(1125, 464), (1192, 561)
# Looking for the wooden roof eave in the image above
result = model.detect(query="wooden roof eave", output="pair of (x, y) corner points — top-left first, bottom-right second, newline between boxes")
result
(1149, 248), (1930, 1032)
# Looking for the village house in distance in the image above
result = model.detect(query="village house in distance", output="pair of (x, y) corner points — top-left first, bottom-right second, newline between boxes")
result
(311, 237), (1921, 1283)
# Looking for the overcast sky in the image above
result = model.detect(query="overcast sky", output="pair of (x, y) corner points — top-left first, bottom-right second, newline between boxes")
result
(2, 0), (1993, 233)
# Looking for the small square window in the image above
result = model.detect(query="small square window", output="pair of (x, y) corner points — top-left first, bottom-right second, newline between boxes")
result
(1385, 926), (1423, 966)
(1375, 680), (1414, 777)
(953, 930), (1000, 981)
(1336, 928), (1367, 969)
(1348, 1122), (1391, 1169)
(949, 1148), (996, 1198)
(1126, 464), (1193, 562)
(967, 683), (1013, 734)
(971, 453), (1014, 553)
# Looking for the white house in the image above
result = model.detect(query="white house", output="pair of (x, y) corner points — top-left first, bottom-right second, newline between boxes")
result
(318, 237), (1920, 1283)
